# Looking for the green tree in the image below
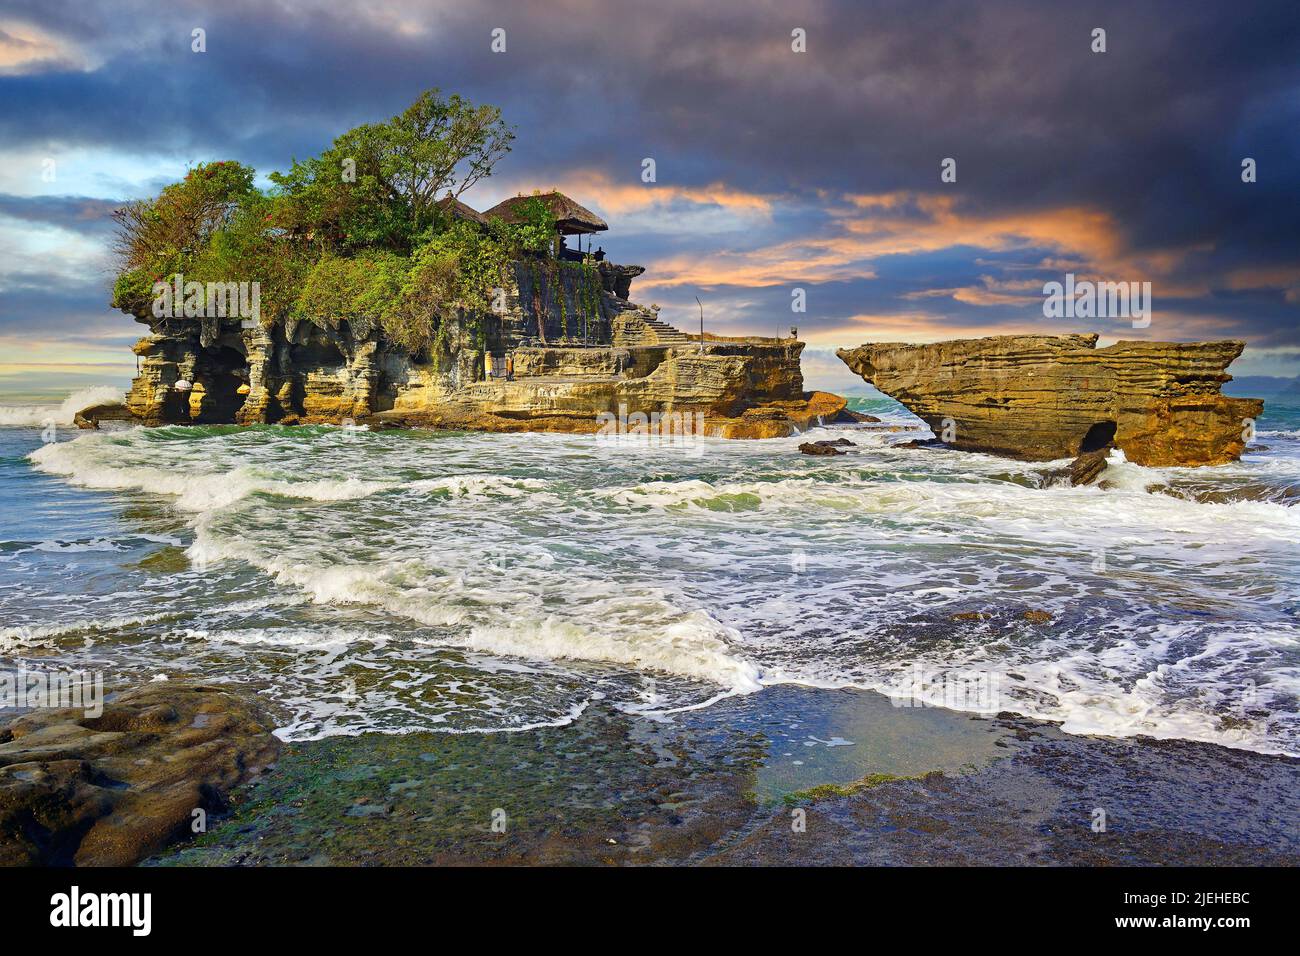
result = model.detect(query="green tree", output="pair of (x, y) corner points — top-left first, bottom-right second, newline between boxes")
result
(112, 160), (257, 274)
(110, 90), (543, 350)
(270, 89), (514, 253)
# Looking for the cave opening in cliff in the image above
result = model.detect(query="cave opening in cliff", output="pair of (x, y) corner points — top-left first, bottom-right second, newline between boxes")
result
(289, 340), (346, 368)
(1079, 420), (1117, 454)
(193, 344), (250, 424)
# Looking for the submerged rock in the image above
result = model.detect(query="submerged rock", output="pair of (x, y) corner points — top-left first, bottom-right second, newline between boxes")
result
(833, 409), (881, 423)
(799, 439), (855, 456)
(836, 334), (1263, 466)
(1043, 447), (1111, 487)
(0, 683), (280, 866)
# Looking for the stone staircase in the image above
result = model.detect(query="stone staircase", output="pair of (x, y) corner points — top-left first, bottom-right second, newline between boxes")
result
(611, 309), (696, 347)
(641, 316), (693, 345)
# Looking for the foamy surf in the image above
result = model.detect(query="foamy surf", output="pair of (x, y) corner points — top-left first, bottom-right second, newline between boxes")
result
(29, 436), (547, 512)
(7, 407), (1300, 752)
(0, 386), (125, 427)
(187, 519), (762, 693)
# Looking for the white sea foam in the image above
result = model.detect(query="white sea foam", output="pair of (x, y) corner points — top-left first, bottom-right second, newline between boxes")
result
(13, 417), (1300, 752)
(1098, 448), (1169, 491)
(29, 436), (551, 512)
(0, 612), (175, 652)
(30, 440), (391, 511)
(186, 522), (761, 692)
(30, 537), (125, 553)
(597, 471), (1300, 544)
(0, 386), (124, 427)
(409, 474), (549, 498)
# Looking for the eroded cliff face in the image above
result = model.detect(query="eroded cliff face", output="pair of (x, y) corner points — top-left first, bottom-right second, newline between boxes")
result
(836, 334), (1263, 466)
(125, 317), (389, 426)
(382, 338), (841, 438)
(109, 259), (841, 439)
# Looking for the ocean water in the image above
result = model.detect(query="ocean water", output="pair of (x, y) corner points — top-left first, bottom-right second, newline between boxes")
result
(2, 387), (1298, 755)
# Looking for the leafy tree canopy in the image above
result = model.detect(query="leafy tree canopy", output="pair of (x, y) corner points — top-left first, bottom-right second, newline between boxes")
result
(111, 89), (560, 355)
(268, 89), (514, 253)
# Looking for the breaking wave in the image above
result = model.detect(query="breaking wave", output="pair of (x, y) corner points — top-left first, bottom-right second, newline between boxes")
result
(29, 436), (547, 511)
(12, 414), (1300, 752)
(0, 386), (124, 427)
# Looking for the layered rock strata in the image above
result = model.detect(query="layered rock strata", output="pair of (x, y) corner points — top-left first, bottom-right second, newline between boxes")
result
(836, 334), (1263, 466)
(99, 259), (843, 439)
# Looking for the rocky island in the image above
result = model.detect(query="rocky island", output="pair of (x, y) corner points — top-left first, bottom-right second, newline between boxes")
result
(88, 91), (843, 439)
(837, 334), (1264, 466)
(105, 245), (841, 439)
(89, 90), (1258, 460)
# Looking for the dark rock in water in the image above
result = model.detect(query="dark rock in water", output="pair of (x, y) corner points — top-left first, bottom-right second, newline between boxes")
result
(707, 699), (1300, 867)
(0, 683), (280, 866)
(1189, 481), (1300, 505)
(1043, 447), (1110, 487)
(951, 608), (1052, 623)
(73, 402), (137, 430)
(799, 439), (854, 455)
(836, 334), (1263, 466)
(832, 409), (881, 423)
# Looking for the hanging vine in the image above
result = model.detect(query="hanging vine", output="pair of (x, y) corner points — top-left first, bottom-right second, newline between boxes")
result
(558, 263), (569, 338)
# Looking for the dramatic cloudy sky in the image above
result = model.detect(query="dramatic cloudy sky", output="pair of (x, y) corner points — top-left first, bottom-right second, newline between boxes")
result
(1, 0), (1297, 398)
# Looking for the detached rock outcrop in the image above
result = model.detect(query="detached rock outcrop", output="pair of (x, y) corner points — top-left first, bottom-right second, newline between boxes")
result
(799, 439), (856, 456)
(836, 334), (1263, 466)
(72, 401), (134, 430)
(0, 683), (279, 866)
(1043, 448), (1111, 487)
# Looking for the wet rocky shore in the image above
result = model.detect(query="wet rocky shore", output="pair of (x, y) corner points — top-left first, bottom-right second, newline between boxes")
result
(7, 682), (1276, 867)
(0, 683), (279, 865)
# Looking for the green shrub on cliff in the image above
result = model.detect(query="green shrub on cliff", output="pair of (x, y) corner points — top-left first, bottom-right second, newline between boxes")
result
(112, 161), (258, 276)
(268, 89), (514, 254)
(291, 252), (410, 340)
(111, 267), (158, 316)
(283, 205), (554, 355)
(110, 89), (557, 355)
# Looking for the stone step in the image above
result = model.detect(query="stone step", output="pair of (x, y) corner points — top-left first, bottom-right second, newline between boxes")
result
(643, 318), (692, 342)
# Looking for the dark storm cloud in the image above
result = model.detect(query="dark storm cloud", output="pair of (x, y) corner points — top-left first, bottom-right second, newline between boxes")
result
(0, 274), (123, 342)
(0, 0), (1297, 369)
(0, 194), (120, 234)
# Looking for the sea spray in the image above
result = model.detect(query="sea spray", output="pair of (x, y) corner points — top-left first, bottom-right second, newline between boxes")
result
(9, 409), (1300, 752)
(0, 386), (124, 427)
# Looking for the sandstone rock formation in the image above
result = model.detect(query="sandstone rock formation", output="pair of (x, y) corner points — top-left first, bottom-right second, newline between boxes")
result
(0, 683), (279, 866)
(72, 401), (134, 430)
(836, 334), (1263, 466)
(95, 258), (844, 439)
